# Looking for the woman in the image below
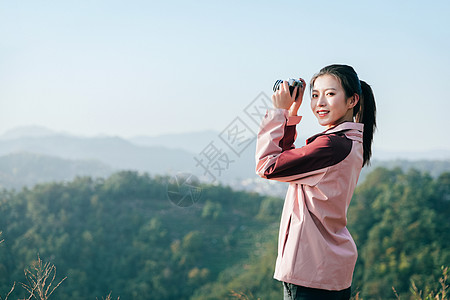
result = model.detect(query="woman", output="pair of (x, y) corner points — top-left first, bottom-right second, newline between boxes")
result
(255, 64), (376, 300)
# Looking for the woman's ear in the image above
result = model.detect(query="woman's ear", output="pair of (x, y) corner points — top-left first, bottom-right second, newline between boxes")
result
(348, 94), (359, 109)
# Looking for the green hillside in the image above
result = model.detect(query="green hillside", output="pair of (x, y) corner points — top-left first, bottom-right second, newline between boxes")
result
(0, 168), (449, 299)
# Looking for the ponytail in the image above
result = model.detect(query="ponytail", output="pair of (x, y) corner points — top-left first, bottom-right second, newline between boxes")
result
(355, 80), (376, 166)
(311, 64), (377, 167)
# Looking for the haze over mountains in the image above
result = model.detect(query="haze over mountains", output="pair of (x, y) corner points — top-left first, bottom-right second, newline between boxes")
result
(0, 126), (252, 190)
(0, 126), (196, 173)
(0, 125), (449, 192)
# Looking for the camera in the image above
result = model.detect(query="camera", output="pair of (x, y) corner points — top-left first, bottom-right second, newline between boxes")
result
(273, 78), (303, 98)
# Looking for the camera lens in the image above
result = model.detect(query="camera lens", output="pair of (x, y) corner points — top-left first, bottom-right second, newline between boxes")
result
(273, 79), (283, 92)
(273, 78), (302, 98)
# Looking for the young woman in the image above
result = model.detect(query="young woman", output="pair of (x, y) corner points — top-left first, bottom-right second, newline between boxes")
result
(255, 64), (376, 300)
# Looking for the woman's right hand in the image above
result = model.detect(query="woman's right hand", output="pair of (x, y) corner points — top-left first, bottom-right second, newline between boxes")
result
(271, 78), (306, 116)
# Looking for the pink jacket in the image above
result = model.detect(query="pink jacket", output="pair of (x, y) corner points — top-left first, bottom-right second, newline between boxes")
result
(255, 108), (363, 291)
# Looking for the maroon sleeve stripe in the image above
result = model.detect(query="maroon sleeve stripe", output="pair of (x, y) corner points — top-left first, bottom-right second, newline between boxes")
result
(265, 133), (353, 179)
(278, 125), (297, 151)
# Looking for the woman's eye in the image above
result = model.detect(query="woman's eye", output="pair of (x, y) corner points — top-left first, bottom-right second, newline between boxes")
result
(311, 94), (318, 98)
(326, 93), (335, 96)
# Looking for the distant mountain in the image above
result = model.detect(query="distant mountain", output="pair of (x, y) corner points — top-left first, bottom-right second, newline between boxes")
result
(1, 125), (65, 139)
(1, 126), (222, 155)
(0, 152), (114, 190)
(130, 130), (220, 154)
(373, 148), (450, 160)
(0, 134), (198, 178)
(0, 126), (448, 192)
(0, 126), (260, 185)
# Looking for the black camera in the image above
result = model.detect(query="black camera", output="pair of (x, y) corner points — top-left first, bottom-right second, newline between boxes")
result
(273, 78), (303, 98)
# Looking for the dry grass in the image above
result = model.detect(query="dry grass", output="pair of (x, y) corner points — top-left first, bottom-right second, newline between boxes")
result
(230, 290), (261, 300)
(96, 292), (120, 300)
(0, 231), (14, 300)
(409, 266), (448, 300)
(1, 231), (122, 300)
(229, 268), (448, 300)
(19, 255), (67, 300)
(0, 282), (15, 300)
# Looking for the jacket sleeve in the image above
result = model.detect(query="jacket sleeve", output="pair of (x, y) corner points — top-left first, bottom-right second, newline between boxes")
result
(255, 109), (335, 184)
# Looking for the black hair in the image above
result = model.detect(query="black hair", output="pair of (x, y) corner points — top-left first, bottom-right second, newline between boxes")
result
(310, 64), (377, 166)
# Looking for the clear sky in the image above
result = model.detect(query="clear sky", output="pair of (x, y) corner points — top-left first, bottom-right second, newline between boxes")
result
(1, 0), (449, 153)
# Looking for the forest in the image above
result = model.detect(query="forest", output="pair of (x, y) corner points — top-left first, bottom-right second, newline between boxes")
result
(0, 167), (449, 299)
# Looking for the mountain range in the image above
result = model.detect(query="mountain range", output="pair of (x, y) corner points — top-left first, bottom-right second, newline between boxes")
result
(0, 125), (449, 192)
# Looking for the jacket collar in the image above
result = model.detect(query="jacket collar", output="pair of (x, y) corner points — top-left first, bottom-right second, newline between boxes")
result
(306, 122), (364, 144)
(325, 122), (364, 134)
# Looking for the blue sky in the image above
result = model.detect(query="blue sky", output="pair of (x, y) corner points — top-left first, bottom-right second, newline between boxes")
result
(1, 0), (449, 154)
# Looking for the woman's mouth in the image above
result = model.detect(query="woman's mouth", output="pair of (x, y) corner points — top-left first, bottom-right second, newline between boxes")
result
(317, 110), (329, 117)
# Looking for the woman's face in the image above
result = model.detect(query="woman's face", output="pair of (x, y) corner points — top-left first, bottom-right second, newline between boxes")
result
(310, 74), (357, 129)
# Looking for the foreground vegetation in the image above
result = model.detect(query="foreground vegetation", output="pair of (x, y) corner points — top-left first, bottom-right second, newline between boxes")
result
(0, 168), (449, 299)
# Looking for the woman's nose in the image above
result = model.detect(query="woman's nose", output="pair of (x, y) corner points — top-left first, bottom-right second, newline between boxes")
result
(317, 95), (326, 106)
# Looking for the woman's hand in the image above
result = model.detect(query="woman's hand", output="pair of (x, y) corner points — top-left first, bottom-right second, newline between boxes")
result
(271, 78), (306, 116)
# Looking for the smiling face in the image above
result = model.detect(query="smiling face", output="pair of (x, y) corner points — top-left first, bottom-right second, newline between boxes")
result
(310, 74), (358, 129)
